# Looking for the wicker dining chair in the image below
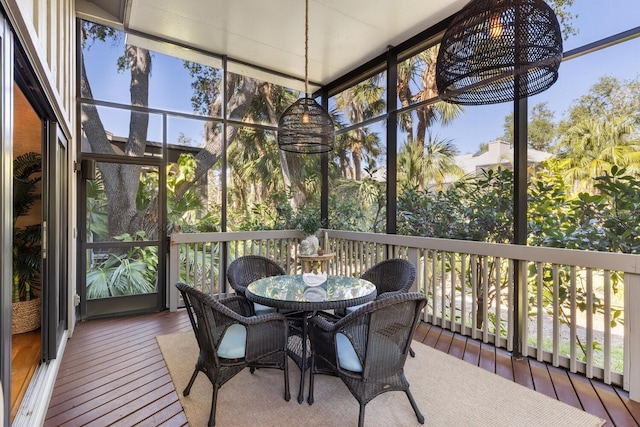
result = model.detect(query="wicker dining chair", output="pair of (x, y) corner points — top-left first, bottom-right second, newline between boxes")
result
(308, 292), (427, 427)
(176, 282), (290, 426)
(338, 258), (418, 357)
(335, 258), (416, 317)
(227, 255), (286, 314)
(361, 258), (416, 294)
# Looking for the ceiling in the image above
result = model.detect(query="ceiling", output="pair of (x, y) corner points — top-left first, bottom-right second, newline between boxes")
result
(77, 0), (468, 92)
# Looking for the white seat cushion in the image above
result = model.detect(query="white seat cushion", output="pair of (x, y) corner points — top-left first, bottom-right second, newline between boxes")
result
(217, 323), (247, 359)
(254, 303), (277, 315)
(336, 332), (363, 373)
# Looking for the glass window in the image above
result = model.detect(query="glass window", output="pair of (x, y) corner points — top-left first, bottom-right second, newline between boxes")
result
(80, 105), (163, 157)
(167, 115), (218, 150)
(81, 20), (224, 119)
(226, 126), (286, 231)
(329, 71), (386, 127)
(331, 120), (386, 233)
(559, 0), (640, 51)
(397, 46), (440, 108)
(226, 72), (299, 126)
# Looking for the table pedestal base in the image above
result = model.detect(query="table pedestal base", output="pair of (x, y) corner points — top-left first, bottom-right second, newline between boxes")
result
(285, 311), (312, 404)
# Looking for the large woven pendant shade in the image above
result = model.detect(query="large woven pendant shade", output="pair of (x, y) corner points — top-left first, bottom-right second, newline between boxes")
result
(435, 0), (563, 105)
(278, 97), (335, 153)
(278, 0), (334, 154)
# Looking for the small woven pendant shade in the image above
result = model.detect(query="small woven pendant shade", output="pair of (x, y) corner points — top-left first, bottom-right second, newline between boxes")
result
(278, 0), (335, 154)
(278, 97), (335, 153)
(436, 0), (563, 105)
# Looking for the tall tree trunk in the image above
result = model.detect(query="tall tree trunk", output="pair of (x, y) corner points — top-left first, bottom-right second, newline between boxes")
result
(352, 129), (364, 181)
(397, 76), (414, 146)
(80, 46), (151, 238)
(112, 45), (151, 236)
(174, 75), (259, 200)
(474, 262), (486, 329)
(260, 83), (304, 210)
(415, 62), (438, 192)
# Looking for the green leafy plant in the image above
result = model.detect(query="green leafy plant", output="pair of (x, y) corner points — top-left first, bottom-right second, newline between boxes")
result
(13, 152), (42, 302)
(85, 232), (157, 298)
(290, 207), (324, 236)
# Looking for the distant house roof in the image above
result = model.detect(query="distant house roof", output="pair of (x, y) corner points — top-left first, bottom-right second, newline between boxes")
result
(353, 140), (552, 188)
(455, 139), (551, 175)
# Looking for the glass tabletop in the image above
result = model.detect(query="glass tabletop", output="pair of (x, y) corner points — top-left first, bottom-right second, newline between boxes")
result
(246, 274), (376, 310)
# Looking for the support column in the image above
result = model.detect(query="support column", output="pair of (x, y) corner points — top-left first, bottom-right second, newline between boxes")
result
(624, 273), (640, 402)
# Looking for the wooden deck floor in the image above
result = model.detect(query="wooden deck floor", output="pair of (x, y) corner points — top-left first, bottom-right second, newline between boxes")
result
(44, 310), (640, 426)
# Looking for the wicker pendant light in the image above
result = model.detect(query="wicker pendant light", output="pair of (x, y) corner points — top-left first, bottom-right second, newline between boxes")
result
(435, 0), (563, 105)
(278, 0), (334, 153)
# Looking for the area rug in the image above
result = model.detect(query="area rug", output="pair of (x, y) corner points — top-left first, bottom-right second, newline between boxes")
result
(156, 332), (605, 427)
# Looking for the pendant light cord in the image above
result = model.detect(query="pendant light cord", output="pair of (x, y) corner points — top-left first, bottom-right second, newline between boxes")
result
(277, 0), (334, 153)
(305, 0), (309, 98)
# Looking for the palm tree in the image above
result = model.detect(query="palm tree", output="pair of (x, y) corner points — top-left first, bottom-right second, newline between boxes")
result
(397, 139), (422, 190)
(397, 46), (464, 190)
(422, 134), (464, 191)
(333, 168), (386, 232)
(556, 116), (640, 192)
(398, 134), (463, 192)
(334, 75), (385, 181)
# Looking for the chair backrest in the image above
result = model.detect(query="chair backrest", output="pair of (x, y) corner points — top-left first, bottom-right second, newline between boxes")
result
(176, 282), (216, 360)
(339, 292), (426, 378)
(176, 282), (251, 360)
(359, 258), (416, 296)
(227, 255), (286, 294)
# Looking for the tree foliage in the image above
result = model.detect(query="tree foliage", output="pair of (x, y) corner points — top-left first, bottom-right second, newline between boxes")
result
(551, 77), (640, 192)
(502, 102), (558, 151)
(398, 167), (514, 243)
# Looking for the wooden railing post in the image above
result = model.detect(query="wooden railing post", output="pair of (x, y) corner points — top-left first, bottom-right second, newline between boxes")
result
(168, 235), (179, 312)
(624, 273), (640, 401)
(511, 259), (525, 358)
(407, 247), (420, 293)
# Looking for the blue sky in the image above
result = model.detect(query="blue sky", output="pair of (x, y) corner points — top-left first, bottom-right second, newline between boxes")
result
(83, 1), (640, 154)
(430, 0), (640, 154)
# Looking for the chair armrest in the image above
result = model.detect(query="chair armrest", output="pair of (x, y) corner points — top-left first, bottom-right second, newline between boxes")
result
(377, 290), (403, 299)
(310, 304), (373, 332)
(309, 312), (340, 332)
(244, 312), (289, 364)
(205, 293), (287, 325)
(319, 292), (425, 331)
(218, 294), (254, 316)
(243, 311), (288, 326)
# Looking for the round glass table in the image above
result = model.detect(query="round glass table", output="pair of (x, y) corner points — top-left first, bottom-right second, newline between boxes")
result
(246, 274), (376, 403)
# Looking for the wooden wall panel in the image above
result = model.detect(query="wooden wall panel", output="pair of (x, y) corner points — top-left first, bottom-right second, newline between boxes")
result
(5, 0), (76, 136)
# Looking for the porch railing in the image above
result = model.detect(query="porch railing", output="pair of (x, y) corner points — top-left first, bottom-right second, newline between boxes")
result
(168, 229), (640, 401)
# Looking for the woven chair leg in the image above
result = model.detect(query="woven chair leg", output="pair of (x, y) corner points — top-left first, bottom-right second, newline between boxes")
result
(409, 346), (416, 357)
(308, 356), (315, 405)
(405, 388), (425, 424)
(209, 384), (220, 426)
(358, 403), (366, 427)
(283, 355), (291, 401)
(183, 368), (199, 396)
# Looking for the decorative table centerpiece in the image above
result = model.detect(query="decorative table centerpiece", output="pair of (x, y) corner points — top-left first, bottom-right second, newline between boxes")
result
(292, 208), (324, 255)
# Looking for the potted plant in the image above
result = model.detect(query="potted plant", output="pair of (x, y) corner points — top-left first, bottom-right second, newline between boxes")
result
(12, 152), (42, 334)
(291, 208), (324, 255)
